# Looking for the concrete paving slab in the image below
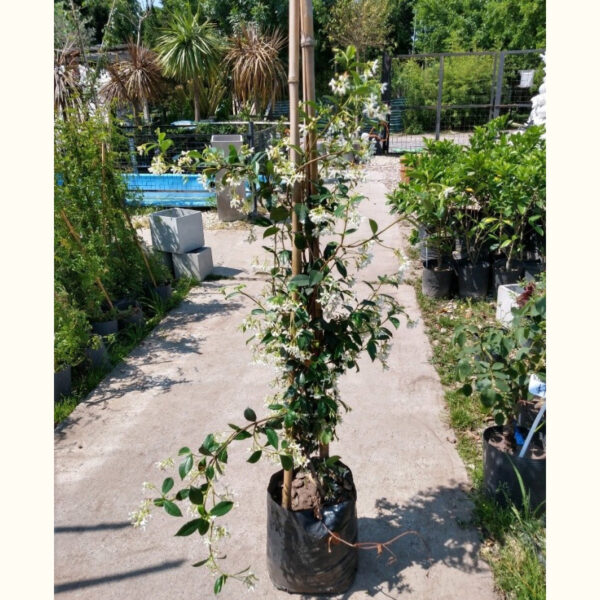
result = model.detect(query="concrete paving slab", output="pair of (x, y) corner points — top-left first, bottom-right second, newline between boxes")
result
(55, 160), (497, 599)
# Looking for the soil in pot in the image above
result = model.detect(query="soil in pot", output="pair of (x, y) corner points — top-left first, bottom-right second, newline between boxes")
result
(492, 260), (523, 292)
(455, 260), (491, 299)
(422, 264), (454, 298)
(54, 366), (72, 403)
(483, 425), (546, 511)
(266, 462), (358, 594)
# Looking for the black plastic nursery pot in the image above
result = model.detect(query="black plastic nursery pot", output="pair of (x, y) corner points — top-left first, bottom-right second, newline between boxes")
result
(455, 261), (491, 299)
(115, 298), (145, 328)
(54, 366), (72, 403)
(266, 467), (359, 594)
(492, 260), (523, 292)
(85, 338), (110, 369)
(523, 260), (546, 282)
(422, 264), (454, 298)
(91, 318), (118, 337)
(154, 283), (173, 302)
(483, 425), (546, 511)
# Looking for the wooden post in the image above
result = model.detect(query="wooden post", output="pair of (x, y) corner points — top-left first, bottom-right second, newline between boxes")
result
(282, 0), (301, 511)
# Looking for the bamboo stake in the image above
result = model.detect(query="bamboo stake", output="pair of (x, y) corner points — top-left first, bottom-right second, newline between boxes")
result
(59, 209), (115, 311)
(101, 141), (158, 288)
(282, 0), (302, 511)
(300, 0), (329, 460)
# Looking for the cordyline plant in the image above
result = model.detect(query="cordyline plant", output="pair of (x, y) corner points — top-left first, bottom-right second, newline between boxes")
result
(131, 45), (408, 594)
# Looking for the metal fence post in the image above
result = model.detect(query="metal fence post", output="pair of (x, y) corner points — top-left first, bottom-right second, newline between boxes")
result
(435, 55), (444, 140)
(493, 51), (506, 119)
(247, 120), (255, 149)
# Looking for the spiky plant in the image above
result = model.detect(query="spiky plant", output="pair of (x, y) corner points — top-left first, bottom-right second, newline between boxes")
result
(100, 43), (163, 124)
(155, 8), (224, 121)
(54, 44), (82, 119)
(225, 24), (286, 116)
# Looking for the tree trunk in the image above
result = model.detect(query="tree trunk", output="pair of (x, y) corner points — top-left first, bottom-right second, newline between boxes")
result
(192, 77), (201, 121)
(142, 98), (151, 125)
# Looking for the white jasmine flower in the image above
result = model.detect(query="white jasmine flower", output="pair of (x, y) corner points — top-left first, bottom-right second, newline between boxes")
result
(148, 154), (169, 175)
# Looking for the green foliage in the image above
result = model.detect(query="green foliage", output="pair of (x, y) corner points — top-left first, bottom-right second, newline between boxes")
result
(411, 0), (545, 53)
(54, 110), (156, 321)
(54, 286), (91, 372)
(387, 117), (546, 265)
(453, 278), (546, 425)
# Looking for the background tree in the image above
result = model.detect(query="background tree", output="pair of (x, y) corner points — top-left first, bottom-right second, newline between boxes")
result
(155, 6), (224, 121)
(100, 42), (163, 123)
(326, 0), (392, 60)
(226, 24), (287, 115)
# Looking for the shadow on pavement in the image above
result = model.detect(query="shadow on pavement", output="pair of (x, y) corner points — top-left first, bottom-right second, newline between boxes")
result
(54, 560), (186, 594)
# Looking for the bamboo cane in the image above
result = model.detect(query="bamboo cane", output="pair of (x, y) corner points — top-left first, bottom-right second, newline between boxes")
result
(300, 0), (329, 460)
(282, 0), (302, 511)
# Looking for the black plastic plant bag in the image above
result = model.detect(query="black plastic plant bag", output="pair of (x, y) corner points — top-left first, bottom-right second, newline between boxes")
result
(266, 467), (359, 594)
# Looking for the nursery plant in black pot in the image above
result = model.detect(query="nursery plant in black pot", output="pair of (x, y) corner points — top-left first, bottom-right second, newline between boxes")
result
(484, 125), (546, 292)
(54, 287), (91, 402)
(131, 22), (408, 594)
(454, 279), (546, 510)
(388, 141), (462, 298)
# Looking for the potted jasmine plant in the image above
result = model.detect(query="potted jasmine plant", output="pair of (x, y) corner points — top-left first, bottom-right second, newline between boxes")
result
(131, 7), (407, 594)
(454, 278), (546, 509)
(388, 139), (462, 297)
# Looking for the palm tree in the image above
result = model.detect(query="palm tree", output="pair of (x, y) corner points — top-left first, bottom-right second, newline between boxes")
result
(226, 24), (286, 116)
(54, 44), (82, 119)
(100, 43), (163, 124)
(155, 8), (224, 122)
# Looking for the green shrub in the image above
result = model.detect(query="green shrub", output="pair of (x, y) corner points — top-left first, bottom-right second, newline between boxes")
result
(54, 286), (91, 372)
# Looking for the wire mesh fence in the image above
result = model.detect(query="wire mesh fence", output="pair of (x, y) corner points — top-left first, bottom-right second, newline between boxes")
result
(116, 121), (285, 173)
(383, 49), (544, 153)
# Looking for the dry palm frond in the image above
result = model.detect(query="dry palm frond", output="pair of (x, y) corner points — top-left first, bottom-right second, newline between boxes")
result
(100, 43), (163, 111)
(54, 44), (82, 117)
(226, 24), (287, 116)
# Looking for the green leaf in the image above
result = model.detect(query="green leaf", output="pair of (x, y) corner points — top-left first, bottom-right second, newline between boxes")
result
(214, 574), (227, 594)
(367, 339), (376, 361)
(210, 501), (234, 517)
(265, 428), (278, 449)
(189, 486), (204, 505)
(270, 206), (289, 222)
(460, 383), (473, 396)
(247, 450), (262, 463)
(163, 500), (182, 517)
(309, 270), (324, 286)
(234, 430), (252, 441)
(175, 488), (190, 501)
(175, 519), (204, 536)
(192, 558), (210, 567)
(178, 447), (191, 456)
(198, 518), (210, 535)
(369, 219), (378, 234)
(244, 407), (257, 422)
(457, 359), (472, 380)
(290, 274), (310, 287)
(162, 477), (174, 494)
(280, 454), (293, 471)
(263, 226), (279, 238)
(179, 455), (193, 480)
(335, 259), (347, 277)
(480, 388), (499, 408)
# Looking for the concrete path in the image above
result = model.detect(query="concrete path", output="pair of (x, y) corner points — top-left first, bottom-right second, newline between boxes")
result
(55, 159), (497, 599)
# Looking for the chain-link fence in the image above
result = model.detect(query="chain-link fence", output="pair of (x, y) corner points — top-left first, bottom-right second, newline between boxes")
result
(382, 49), (544, 153)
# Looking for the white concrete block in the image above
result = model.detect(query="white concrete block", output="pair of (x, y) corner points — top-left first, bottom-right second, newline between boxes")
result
(172, 247), (214, 282)
(149, 208), (205, 253)
(496, 284), (524, 327)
